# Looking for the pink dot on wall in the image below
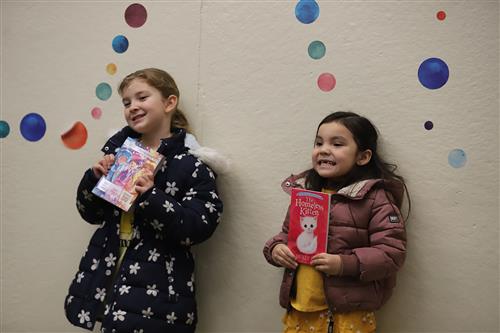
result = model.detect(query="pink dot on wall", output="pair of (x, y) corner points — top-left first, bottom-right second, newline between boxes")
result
(91, 107), (102, 119)
(317, 73), (336, 92)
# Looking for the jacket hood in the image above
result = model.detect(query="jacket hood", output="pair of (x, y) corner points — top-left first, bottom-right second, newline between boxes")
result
(281, 170), (405, 208)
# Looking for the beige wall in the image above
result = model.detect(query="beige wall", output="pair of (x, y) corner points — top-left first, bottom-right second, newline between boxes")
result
(1, 1), (498, 332)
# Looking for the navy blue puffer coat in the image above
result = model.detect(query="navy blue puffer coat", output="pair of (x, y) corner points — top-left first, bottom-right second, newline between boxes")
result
(64, 127), (223, 333)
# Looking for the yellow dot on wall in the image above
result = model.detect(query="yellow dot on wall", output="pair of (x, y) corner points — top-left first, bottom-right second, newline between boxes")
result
(106, 63), (117, 75)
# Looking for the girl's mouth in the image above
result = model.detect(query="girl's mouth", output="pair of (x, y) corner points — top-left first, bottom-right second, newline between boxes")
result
(131, 113), (146, 122)
(318, 160), (335, 166)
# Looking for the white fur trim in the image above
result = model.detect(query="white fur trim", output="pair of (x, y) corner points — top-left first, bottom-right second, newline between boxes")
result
(190, 147), (231, 175)
(184, 133), (201, 150)
(184, 134), (231, 175)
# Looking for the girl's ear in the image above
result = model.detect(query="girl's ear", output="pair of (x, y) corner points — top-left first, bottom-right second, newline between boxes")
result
(163, 95), (178, 114)
(356, 149), (372, 166)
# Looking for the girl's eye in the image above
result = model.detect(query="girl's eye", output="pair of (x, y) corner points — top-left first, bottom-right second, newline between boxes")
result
(139, 96), (148, 101)
(123, 101), (130, 107)
(314, 141), (322, 146)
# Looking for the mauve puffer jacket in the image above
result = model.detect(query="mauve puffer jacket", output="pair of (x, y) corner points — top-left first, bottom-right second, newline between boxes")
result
(263, 172), (406, 313)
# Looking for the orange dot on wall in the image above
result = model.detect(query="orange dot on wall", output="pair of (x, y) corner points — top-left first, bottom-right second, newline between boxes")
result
(436, 10), (446, 21)
(61, 121), (88, 150)
(106, 63), (117, 75)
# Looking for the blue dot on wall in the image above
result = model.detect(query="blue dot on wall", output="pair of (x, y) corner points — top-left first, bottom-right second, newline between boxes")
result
(308, 40), (326, 59)
(20, 113), (46, 142)
(112, 35), (129, 53)
(448, 149), (467, 168)
(0, 120), (10, 138)
(295, 0), (320, 24)
(418, 57), (449, 89)
(96, 82), (112, 101)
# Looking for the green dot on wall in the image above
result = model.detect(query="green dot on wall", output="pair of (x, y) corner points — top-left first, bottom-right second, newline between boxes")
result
(96, 82), (112, 101)
(308, 40), (326, 60)
(0, 120), (10, 138)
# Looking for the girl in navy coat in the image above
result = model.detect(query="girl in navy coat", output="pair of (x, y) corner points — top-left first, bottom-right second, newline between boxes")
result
(64, 68), (224, 333)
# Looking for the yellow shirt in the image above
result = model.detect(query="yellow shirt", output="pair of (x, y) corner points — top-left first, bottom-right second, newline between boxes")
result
(117, 211), (134, 269)
(290, 264), (328, 311)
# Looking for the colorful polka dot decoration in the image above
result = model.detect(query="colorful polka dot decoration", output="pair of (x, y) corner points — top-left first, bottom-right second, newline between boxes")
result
(96, 82), (113, 101)
(317, 73), (336, 92)
(448, 149), (467, 168)
(418, 57), (449, 90)
(112, 35), (129, 54)
(295, 0), (320, 24)
(91, 107), (103, 119)
(61, 121), (88, 150)
(308, 40), (326, 60)
(106, 63), (117, 75)
(295, 1), (335, 93)
(424, 121), (434, 130)
(125, 3), (148, 28)
(20, 113), (46, 142)
(436, 10), (446, 21)
(0, 120), (10, 138)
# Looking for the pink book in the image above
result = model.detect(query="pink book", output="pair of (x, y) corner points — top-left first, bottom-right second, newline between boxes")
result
(288, 188), (331, 265)
(92, 137), (164, 211)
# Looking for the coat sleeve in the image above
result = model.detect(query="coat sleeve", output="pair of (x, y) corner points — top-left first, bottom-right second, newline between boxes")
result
(76, 168), (115, 225)
(342, 188), (406, 281)
(134, 158), (222, 246)
(263, 205), (291, 267)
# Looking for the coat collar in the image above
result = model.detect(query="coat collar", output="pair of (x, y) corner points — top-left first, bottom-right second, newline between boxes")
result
(101, 126), (188, 160)
(281, 170), (404, 207)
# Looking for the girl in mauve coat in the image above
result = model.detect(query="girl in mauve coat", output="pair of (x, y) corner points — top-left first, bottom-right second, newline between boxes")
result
(263, 111), (410, 333)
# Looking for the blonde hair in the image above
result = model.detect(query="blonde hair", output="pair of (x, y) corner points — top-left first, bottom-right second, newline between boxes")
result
(118, 68), (191, 133)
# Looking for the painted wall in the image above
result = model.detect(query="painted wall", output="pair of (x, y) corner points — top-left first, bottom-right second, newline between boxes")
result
(1, 1), (498, 332)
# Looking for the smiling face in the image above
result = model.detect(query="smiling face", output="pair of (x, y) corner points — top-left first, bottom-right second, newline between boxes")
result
(121, 78), (177, 139)
(312, 121), (371, 183)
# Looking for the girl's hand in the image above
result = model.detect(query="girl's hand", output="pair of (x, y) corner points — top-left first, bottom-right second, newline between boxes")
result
(92, 154), (115, 178)
(135, 170), (154, 195)
(311, 253), (343, 276)
(271, 243), (298, 269)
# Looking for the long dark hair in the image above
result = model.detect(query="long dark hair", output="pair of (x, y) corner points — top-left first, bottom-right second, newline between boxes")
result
(305, 111), (410, 212)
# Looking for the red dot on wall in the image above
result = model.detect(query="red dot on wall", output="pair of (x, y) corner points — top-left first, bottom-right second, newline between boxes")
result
(436, 11), (446, 21)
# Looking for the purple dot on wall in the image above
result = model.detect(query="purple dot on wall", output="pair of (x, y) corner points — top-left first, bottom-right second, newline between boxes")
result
(424, 121), (434, 130)
(125, 3), (147, 28)
(317, 73), (336, 92)
(91, 107), (102, 119)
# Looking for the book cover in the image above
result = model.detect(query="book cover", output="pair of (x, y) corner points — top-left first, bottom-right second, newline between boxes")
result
(92, 137), (164, 211)
(288, 188), (331, 265)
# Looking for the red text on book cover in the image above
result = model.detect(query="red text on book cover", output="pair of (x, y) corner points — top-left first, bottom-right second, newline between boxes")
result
(288, 188), (330, 265)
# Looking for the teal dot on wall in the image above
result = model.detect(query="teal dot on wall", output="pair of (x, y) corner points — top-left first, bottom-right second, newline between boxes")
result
(308, 41), (326, 60)
(448, 149), (467, 168)
(96, 83), (112, 101)
(0, 120), (10, 138)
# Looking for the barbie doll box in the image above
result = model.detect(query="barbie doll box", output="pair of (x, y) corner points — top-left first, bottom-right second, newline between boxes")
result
(288, 188), (331, 265)
(92, 137), (164, 211)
